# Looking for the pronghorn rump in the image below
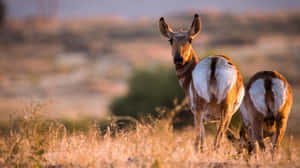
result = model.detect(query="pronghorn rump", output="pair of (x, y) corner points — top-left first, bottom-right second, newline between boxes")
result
(239, 71), (293, 151)
(188, 55), (244, 121)
(175, 54), (244, 149)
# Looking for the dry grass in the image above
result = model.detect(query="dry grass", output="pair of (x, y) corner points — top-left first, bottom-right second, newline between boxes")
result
(0, 102), (299, 167)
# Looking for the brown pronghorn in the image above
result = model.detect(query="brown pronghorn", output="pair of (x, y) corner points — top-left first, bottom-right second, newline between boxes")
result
(159, 14), (244, 151)
(239, 71), (292, 152)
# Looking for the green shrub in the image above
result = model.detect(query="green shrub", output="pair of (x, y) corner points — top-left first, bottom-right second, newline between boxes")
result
(109, 67), (192, 124)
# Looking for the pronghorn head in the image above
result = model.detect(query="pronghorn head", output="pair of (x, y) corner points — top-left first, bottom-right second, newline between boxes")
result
(159, 14), (201, 65)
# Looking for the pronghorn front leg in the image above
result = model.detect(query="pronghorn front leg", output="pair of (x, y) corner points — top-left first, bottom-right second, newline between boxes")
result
(194, 111), (201, 151)
(194, 112), (206, 152)
(193, 101), (207, 152)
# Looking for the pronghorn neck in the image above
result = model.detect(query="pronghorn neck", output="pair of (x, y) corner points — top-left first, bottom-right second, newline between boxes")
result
(175, 49), (198, 91)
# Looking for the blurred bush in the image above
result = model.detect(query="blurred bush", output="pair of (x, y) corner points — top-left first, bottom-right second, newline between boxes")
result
(110, 67), (194, 128)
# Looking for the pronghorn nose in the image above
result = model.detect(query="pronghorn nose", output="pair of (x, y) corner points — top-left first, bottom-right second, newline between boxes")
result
(174, 51), (183, 65)
(174, 56), (183, 65)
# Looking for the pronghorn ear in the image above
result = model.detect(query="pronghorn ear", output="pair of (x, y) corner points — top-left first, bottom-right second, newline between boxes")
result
(159, 17), (173, 38)
(188, 14), (201, 39)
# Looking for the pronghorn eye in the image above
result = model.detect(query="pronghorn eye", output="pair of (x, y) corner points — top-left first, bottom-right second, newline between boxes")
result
(168, 38), (173, 45)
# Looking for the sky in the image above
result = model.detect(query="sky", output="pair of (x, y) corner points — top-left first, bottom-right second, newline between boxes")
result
(4, 0), (300, 19)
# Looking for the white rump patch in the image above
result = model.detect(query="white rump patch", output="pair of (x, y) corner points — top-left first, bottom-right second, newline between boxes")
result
(214, 58), (237, 103)
(192, 56), (238, 104)
(272, 78), (287, 112)
(192, 57), (211, 102)
(249, 79), (267, 115)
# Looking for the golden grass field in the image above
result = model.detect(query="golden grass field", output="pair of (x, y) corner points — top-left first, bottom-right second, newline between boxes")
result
(0, 102), (299, 167)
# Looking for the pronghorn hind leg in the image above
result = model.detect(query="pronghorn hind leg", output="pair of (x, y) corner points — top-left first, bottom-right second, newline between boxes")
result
(272, 96), (292, 152)
(254, 118), (265, 152)
(272, 116), (287, 151)
(214, 116), (230, 149)
(214, 102), (232, 149)
(249, 115), (265, 153)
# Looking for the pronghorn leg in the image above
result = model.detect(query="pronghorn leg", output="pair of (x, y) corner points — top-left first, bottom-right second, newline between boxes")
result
(226, 128), (239, 143)
(214, 116), (230, 149)
(194, 103), (207, 152)
(200, 115), (206, 150)
(214, 102), (232, 149)
(272, 116), (287, 150)
(247, 126), (256, 153)
(194, 111), (201, 152)
(250, 116), (265, 152)
(239, 126), (252, 153)
(194, 113), (206, 152)
(214, 108), (229, 148)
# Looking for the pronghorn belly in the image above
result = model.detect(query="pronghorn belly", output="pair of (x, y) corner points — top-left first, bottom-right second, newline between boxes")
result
(214, 57), (237, 104)
(249, 79), (268, 115)
(203, 100), (223, 121)
(192, 57), (212, 102)
(271, 78), (287, 113)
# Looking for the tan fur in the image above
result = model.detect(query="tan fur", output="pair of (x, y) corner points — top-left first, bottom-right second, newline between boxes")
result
(159, 14), (244, 151)
(239, 71), (293, 152)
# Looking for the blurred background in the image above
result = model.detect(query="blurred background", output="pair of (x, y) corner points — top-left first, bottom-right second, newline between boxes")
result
(0, 0), (299, 134)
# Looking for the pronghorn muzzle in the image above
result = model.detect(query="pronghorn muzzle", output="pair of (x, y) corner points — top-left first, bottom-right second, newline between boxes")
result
(174, 53), (183, 65)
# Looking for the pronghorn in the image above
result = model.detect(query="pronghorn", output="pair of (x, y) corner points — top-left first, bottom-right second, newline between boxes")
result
(239, 71), (292, 152)
(159, 14), (245, 151)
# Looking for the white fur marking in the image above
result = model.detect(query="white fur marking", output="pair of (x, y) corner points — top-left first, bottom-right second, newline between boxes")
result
(272, 78), (287, 113)
(233, 87), (245, 114)
(178, 78), (184, 87)
(201, 108), (209, 122)
(192, 57), (212, 102)
(175, 33), (185, 37)
(249, 79), (268, 115)
(214, 57), (237, 103)
(189, 83), (195, 113)
(240, 101), (251, 127)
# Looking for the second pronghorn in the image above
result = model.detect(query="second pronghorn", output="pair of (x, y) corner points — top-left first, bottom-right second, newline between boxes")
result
(239, 71), (293, 152)
(159, 14), (245, 151)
